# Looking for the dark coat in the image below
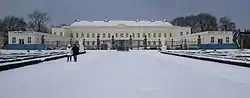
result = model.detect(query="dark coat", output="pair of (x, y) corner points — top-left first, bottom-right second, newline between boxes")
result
(71, 46), (79, 55)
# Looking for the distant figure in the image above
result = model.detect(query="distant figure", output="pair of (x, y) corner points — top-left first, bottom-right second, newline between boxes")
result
(66, 44), (72, 62)
(72, 44), (79, 62)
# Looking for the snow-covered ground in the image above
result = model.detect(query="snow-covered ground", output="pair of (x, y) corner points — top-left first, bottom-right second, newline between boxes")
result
(0, 50), (250, 98)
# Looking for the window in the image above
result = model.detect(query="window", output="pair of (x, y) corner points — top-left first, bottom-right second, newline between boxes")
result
(70, 33), (73, 38)
(158, 33), (161, 37)
(211, 37), (214, 43)
(54, 32), (56, 35)
(218, 39), (223, 44)
(153, 33), (156, 37)
(103, 33), (106, 38)
(75, 41), (79, 44)
(81, 33), (84, 37)
(87, 33), (90, 38)
(92, 41), (95, 45)
(28, 37), (31, 43)
(19, 39), (24, 44)
(92, 33), (95, 38)
(97, 33), (100, 37)
(153, 41), (156, 45)
(126, 33), (129, 37)
(169, 33), (172, 37)
(76, 33), (79, 38)
(137, 33), (140, 37)
(186, 32), (189, 35)
(87, 41), (90, 45)
(164, 33), (167, 37)
(180, 32), (183, 36)
(108, 33), (111, 38)
(148, 41), (151, 45)
(60, 32), (63, 36)
(143, 33), (145, 37)
(12, 37), (16, 44)
(132, 33), (135, 37)
(115, 33), (118, 37)
(120, 33), (124, 37)
(148, 33), (151, 38)
(226, 37), (229, 43)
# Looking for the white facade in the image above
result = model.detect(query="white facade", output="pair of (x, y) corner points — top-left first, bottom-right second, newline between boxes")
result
(169, 31), (234, 44)
(8, 31), (71, 48)
(52, 20), (191, 49)
(165, 31), (235, 49)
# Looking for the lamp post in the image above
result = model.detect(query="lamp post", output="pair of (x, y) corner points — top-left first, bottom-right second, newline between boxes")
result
(97, 35), (100, 50)
(144, 35), (147, 49)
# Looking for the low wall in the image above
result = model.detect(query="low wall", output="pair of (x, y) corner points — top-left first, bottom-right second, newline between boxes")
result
(200, 43), (237, 49)
(5, 44), (46, 50)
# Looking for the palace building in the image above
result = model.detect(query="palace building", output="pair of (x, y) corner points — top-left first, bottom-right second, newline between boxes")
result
(52, 20), (191, 50)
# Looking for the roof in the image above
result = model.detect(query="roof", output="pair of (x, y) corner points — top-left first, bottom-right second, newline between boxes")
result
(70, 20), (173, 27)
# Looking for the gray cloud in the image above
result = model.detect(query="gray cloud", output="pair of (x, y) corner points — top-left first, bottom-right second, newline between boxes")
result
(0, 0), (249, 29)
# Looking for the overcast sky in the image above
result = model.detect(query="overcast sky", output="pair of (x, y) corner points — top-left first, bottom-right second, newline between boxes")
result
(0, 0), (249, 29)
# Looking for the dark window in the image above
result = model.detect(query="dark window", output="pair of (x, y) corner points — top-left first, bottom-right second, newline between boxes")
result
(226, 37), (229, 43)
(60, 32), (63, 36)
(158, 33), (161, 37)
(115, 33), (118, 37)
(103, 33), (106, 38)
(132, 33), (135, 37)
(28, 37), (31, 43)
(120, 33), (124, 37)
(70, 33), (73, 38)
(87, 33), (90, 38)
(186, 32), (189, 35)
(148, 33), (151, 38)
(169, 33), (172, 37)
(92, 41), (95, 45)
(81, 33), (84, 37)
(137, 33), (140, 38)
(87, 41), (90, 45)
(153, 33), (156, 37)
(126, 33), (129, 37)
(218, 39), (223, 44)
(153, 41), (156, 45)
(19, 39), (24, 44)
(12, 37), (16, 44)
(211, 37), (214, 43)
(180, 32), (183, 36)
(164, 33), (167, 37)
(148, 41), (151, 45)
(76, 33), (79, 38)
(92, 33), (95, 38)
(108, 33), (111, 38)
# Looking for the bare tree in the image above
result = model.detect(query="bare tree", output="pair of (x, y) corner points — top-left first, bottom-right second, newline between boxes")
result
(0, 16), (27, 32)
(219, 16), (236, 31)
(28, 10), (49, 33)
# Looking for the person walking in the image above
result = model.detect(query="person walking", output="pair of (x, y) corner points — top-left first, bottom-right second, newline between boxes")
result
(66, 44), (72, 62)
(72, 44), (80, 62)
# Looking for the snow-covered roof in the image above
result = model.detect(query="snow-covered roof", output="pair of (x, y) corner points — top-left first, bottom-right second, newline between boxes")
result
(70, 20), (173, 27)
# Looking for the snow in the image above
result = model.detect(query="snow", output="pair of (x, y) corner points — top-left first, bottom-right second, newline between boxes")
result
(70, 20), (173, 27)
(163, 49), (250, 64)
(0, 50), (250, 98)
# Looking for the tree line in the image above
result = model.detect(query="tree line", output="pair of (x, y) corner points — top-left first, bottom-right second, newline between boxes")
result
(171, 13), (236, 33)
(0, 12), (239, 34)
(0, 10), (49, 33)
